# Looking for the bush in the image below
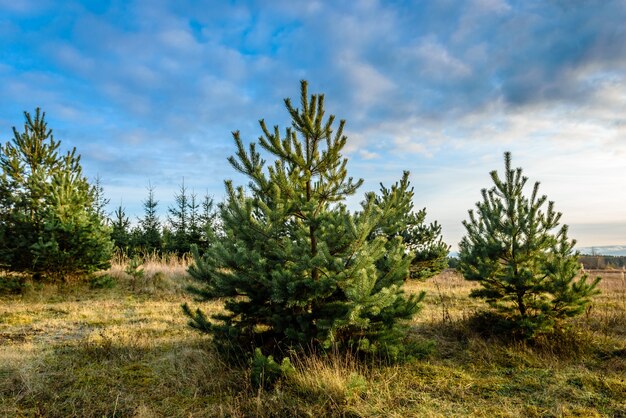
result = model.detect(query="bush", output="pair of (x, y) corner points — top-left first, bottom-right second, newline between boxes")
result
(89, 274), (116, 289)
(0, 275), (29, 294)
(250, 348), (295, 389)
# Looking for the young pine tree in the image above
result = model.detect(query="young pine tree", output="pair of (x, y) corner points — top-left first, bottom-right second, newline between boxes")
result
(92, 174), (110, 223)
(184, 81), (444, 359)
(369, 182), (449, 280)
(167, 179), (190, 255)
(0, 108), (113, 280)
(137, 183), (162, 254)
(186, 191), (204, 250)
(111, 203), (131, 252)
(458, 152), (600, 336)
(198, 192), (217, 245)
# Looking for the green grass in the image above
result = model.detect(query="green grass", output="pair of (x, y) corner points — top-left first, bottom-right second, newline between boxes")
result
(1, 267), (625, 417)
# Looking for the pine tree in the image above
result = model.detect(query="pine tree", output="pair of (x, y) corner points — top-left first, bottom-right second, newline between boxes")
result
(458, 152), (600, 336)
(0, 108), (113, 280)
(369, 181), (449, 280)
(111, 203), (131, 252)
(184, 81), (444, 359)
(187, 191), (203, 249)
(92, 174), (110, 223)
(137, 183), (162, 254)
(129, 225), (143, 255)
(31, 166), (113, 280)
(167, 179), (190, 255)
(198, 192), (217, 248)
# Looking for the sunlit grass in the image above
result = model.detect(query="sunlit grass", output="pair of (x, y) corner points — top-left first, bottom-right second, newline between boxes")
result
(1, 263), (625, 417)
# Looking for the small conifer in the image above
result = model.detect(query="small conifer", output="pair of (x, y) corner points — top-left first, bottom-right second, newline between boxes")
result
(167, 179), (190, 255)
(137, 183), (162, 254)
(111, 203), (131, 252)
(0, 109), (112, 280)
(458, 152), (600, 336)
(184, 81), (445, 358)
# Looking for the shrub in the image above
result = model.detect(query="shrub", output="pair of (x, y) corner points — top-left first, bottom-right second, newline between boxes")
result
(89, 274), (117, 290)
(0, 274), (29, 294)
(250, 348), (295, 389)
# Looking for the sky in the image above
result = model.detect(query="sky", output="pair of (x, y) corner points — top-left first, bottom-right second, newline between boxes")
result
(1, 0), (625, 251)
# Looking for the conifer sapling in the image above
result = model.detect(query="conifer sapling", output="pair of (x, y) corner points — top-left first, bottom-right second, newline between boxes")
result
(458, 152), (600, 336)
(0, 108), (113, 281)
(184, 81), (445, 359)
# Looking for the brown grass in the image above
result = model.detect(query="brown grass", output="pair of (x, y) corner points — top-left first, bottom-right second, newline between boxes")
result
(1, 265), (625, 417)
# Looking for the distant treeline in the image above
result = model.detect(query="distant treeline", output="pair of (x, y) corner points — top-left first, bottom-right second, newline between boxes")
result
(109, 180), (218, 258)
(579, 255), (626, 270)
(447, 255), (626, 270)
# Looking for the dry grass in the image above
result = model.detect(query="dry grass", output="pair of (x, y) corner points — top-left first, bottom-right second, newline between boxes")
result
(1, 265), (625, 417)
(106, 251), (193, 292)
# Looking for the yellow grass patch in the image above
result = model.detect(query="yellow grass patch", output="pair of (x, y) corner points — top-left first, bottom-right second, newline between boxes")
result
(1, 264), (625, 417)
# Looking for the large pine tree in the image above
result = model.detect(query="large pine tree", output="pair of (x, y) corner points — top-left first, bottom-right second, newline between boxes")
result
(184, 81), (445, 358)
(0, 108), (113, 280)
(458, 152), (600, 336)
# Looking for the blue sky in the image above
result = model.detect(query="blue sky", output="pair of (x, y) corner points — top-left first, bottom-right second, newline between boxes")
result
(1, 0), (625, 250)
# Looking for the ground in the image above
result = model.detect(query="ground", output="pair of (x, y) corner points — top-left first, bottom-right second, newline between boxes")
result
(1, 260), (625, 417)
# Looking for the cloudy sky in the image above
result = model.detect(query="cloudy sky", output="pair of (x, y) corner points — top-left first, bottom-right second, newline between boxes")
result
(1, 0), (625, 250)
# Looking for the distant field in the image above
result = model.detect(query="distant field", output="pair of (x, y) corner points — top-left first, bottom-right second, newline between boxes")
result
(1, 264), (625, 417)
(584, 269), (626, 278)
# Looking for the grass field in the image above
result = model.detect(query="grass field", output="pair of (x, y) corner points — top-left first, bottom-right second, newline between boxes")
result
(1, 261), (625, 417)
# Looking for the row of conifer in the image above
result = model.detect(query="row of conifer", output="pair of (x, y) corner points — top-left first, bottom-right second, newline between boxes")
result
(0, 82), (599, 363)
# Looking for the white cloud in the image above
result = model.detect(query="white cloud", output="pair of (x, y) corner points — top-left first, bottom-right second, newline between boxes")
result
(2, 0), (626, 251)
(471, 0), (511, 14)
(158, 28), (200, 53)
(358, 149), (379, 160)
(413, 39), (472, 80)
(337, 54), (396, 113)
(51, 44), (96, 74)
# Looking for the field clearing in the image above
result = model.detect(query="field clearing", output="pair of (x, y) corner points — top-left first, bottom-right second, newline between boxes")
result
(1, 265), (625, 417)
